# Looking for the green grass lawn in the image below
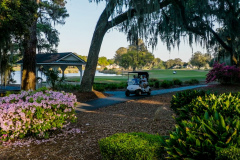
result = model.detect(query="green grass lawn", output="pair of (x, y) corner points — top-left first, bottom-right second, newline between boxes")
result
(66, 69), (208, 83)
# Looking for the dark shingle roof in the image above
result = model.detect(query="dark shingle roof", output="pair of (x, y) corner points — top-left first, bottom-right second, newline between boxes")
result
(17, 52), (86, 64)
(36, 52), (70, 63)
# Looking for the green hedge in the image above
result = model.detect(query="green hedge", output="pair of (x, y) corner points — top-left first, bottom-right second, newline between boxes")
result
(99, 132), (164, 160)
(160, 80), (173, 88)
(56, 82), (128, 92)
(184, 79), (199, 85)
(154, 81), (160, 88)
(172, 78), (182, 86)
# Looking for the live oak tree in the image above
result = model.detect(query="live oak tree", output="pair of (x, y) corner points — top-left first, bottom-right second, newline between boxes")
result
(107, 59), (115, 65)
(80, 0), (171, 91)
(80, 0), (239, 92)
(165, 58), (183, 69)
(98, 56), (109, 68)
(114, 47), (128, 65)
(118, 40), (154, 70)
(119, 50), (154, 70)
(77, 54), (88, 62)
(152, 58), (165, 69)
(190, 51), (211, 70)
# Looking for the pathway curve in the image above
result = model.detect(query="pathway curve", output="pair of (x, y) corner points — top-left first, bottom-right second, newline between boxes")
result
(75, 84), (207, 112)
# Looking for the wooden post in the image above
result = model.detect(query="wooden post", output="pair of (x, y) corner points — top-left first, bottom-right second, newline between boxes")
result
(77, 65), (83, 85)
(60, 66), (67, 79)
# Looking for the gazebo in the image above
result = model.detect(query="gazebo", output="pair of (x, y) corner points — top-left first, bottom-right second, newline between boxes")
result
(17, 52), (86, 89)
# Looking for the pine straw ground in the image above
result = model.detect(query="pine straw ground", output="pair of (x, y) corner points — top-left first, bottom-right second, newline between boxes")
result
(0, 84), (240, 160)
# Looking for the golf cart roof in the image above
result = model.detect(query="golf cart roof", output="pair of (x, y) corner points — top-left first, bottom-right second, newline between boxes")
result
(128, 71), (149, 77)
(128, 71), (149, 75)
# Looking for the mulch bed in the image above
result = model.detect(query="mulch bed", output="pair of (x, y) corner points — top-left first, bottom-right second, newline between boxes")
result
(0, 84), (240, 159)
(73, 90), (112, 102)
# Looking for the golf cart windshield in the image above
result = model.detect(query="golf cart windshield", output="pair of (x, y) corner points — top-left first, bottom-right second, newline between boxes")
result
(128, 73), (139, 85)
(127, 71), (149, 85)
(128, 79), (139, 85)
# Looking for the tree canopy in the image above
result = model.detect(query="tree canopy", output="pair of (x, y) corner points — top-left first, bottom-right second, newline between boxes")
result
(0, 0), (37, 44)
(115, 40), (154, 70)
(37, 0), (68, 53)
(190, 51), (211, 70)
(77, 54), (88, 62)
(98, 56), (109, 67)
(165, 58), (183, 69)
(114, 47), (128, 65)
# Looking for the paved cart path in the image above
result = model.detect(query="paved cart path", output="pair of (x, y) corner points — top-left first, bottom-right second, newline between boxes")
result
(0, 86), (21, 93)
(76, 85), (207, 112)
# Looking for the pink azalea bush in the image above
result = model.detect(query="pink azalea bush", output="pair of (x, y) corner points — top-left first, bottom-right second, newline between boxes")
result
(206, 62), (240, 84)
(0, 89), (77, 142)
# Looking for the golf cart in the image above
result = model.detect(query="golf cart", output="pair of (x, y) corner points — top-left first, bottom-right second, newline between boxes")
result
(125, 71), (151, 96)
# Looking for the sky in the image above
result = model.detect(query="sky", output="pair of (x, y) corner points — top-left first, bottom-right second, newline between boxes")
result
(56, 0), (206, 62)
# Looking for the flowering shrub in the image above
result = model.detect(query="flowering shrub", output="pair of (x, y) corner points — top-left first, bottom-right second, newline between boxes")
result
(0, 90), (77, 141)
(206, 62), (240, 84)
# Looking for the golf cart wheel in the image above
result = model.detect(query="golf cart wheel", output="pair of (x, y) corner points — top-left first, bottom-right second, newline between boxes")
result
(136, 90), (142, 96)
(125, 90), (130, 97)
(147, 89), (151, 95)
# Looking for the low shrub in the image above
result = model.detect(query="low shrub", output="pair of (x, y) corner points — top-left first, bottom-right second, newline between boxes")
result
(184, 79), (199, 85)
(99, 132), (164, 160)
(172, 78), (182, 86)
(184, 80), (190, 84)
(0, 90), (77, 141)
(56, 84), (81, 92)
(154, 81), (160, 88)
(160, 80), (173, 88)
(178, 92), (240, 121)
(148, 82), (154, 87)
(107, 83), (118, 90)
(149, 78), (159, 82)
(160, 112), (240, 159)
(43, 69), (60, 90)
(189, 78), (199, 84)
(171, 89), (209, 114)
(216, 147), (240, 160)
(117, 82), (127, 89)
(206, 62), (240, 84)
(93, 83), (106, 92)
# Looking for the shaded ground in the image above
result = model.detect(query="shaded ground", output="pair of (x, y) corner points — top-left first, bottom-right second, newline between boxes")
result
(73, 90), (111, 102)
(0, 84), (240, 159)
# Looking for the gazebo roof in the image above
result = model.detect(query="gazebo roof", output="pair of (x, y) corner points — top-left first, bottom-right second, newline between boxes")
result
(17, 52), (86, 65)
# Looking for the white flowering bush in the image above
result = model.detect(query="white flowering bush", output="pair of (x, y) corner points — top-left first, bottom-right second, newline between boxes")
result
(0, 89), (77, 141)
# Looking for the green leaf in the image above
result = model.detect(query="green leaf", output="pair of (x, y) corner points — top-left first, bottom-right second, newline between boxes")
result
(214, 111), (219, 120)
(220, 114), (226, 131)
(196, 139), (201, 147)
(204, 111), (209, 120)
(174, 147), (184, 156)
(202, 121), (217, 136)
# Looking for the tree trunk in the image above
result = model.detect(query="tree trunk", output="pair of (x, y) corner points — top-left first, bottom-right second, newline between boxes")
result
(21, 20), (37, 90)
(133, 66), (136, 71)
(21, 0), (39, 90)
(79, 4), (112, 92)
